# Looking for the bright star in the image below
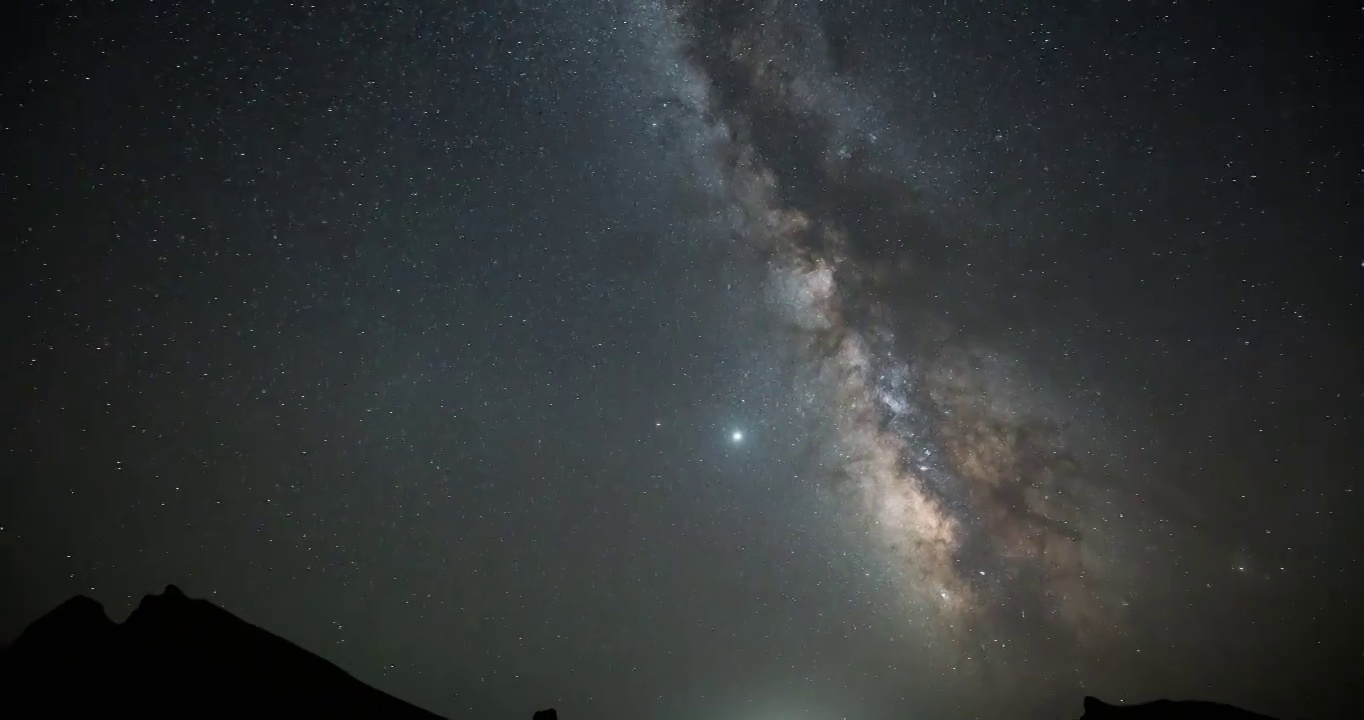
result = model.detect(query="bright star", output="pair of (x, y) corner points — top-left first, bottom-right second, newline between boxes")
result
(731, 430), (744, 443)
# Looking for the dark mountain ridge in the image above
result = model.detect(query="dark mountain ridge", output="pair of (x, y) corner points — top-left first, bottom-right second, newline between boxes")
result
(1078, 695), (1283, 720)
(0, 587), (1285, 719)
(0, 584), (443, 719)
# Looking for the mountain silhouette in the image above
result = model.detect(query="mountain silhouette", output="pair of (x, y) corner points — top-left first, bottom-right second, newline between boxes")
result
(0, 585), (444, 719)
(0, 587), (1284, 719)
(1078, 695), (1281, 720)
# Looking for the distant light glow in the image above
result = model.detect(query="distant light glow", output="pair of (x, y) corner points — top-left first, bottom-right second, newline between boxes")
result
(731, 430), (744, 443)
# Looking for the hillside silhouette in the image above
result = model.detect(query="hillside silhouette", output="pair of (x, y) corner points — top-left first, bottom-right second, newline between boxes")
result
(1077, 696), (1282, 720)
(0, 585), (442, 719)
(0, 587), (1284, 719)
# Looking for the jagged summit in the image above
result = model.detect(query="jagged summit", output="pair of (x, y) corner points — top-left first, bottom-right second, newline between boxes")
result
(152, 582), (185, 597)
(129, 583), (204, 613)
(1, 585), (443, 719)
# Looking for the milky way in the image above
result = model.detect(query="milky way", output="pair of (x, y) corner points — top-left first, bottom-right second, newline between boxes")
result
(630, 0), (1138, 662)
(8, 2), (1359, 718)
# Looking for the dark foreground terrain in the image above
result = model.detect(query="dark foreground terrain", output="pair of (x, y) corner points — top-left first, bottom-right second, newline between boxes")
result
(1, 587), (1282, 720)
(0, 585), (442, 719)
(1077, 696), (1281, 720)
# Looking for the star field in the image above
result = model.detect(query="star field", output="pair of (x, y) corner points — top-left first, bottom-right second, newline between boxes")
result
(3, 2), (1362, 719)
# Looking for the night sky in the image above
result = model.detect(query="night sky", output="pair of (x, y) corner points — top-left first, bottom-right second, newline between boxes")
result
(4, 2), (1362, 719)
